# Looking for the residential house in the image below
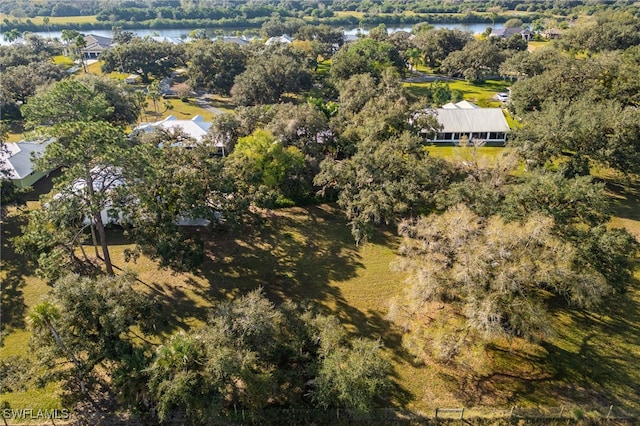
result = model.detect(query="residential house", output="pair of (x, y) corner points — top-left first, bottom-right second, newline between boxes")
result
(81, 34), (114, 59)
(426, 101), (510, 146)
(221, 36), (250, 46)
(1, 139), (53, 188)
(265, 34), (293, 45)
(490, 27), (533, 41)
(133, 115), (228, 155)
(542, 28), (563, 39)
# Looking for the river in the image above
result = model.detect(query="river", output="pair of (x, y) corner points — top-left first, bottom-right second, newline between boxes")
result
(3, 22), (496, 44)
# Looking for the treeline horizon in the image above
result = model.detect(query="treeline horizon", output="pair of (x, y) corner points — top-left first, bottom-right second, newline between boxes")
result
(3, 0), (640, 33)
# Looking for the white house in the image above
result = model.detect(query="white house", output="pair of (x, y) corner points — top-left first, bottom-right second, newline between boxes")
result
(135, 115), (210, 141)
(1, 139), (53, 188)
(133, 115), (231, 155)
(426, 101), (510, 146)
(265, 34), (293, 45)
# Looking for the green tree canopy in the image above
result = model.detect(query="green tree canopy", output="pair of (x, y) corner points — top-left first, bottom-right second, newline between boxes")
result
(21, 79), (113, 129)
(100, 38), (185, 83)
(185, 39), (247, 95)
(231, 44), (313, 105)
(29, 273), (158, 396)
(225, 129), (306, 207)
(330, 37), (405, 83)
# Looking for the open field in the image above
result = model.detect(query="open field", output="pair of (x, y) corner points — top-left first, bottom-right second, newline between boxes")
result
(2, 168), (640, 417)
(0, 14), (98, 24)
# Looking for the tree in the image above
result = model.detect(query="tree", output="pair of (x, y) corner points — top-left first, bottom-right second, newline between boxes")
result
(440, 39), (506, 82)
(330, 37), (405, 83)
(100, 39), (185, 83)
(558, 11), (640, 53)
(503, 18), (524, 28)
(315, 130), (449, 244)
(123, 133), (240, 272)
(33, 121), (131, 275)
(112, 26), (134, 44)
(60, 29), (81, 56)
(21, 79), (113, 128)
(314, 338), (391, 411)
(146, 289), (392, 421)
(75, 34), (87, 73)
(393, 205), (625, 346)
(513, 95), (640, 174)
(225, 129), (306, 207)
(0, 62), (67, 113)
(29, 273), (158, 398)
(231, 44), (312, 105)
(1, 125), (18, 209)
(76, 74), (141, 125)
(185, 40), (247, 95)
(411, 28), (472, 69)
(3, 29), (22, 43)
(295, 24), (344, 58)
(28, 302), (87, 394)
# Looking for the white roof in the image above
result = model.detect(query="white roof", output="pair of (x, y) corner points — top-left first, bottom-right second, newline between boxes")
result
(1, 140), (52, 180)
(135, 115), (212, 143)
(265, 34), (292, 45)
(435, 107), (510, 133)
(441, 100), (480, 109)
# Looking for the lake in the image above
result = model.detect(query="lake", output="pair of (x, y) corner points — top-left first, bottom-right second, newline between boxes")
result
(3, 22), (496, 44)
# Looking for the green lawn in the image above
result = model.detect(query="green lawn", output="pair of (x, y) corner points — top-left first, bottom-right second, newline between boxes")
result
(405, 78), (512, 107)
(3, 182), (640, 417)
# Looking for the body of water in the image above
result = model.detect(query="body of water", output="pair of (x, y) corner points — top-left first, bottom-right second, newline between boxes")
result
(3, 22), (496, 45)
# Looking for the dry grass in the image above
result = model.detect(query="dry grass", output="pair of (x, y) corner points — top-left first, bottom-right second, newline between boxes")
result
(0, 14), (99, 24)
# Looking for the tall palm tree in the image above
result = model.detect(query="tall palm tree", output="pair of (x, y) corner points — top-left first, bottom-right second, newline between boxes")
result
(75, 35), (88, 73)
(43, 17), (51, 39)
(28, 302), (87, 394)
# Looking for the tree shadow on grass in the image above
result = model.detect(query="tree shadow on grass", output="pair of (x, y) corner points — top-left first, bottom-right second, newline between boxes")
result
(190, 205), (368, 305)
(452, 284), (640, 412)
(1, 209), (29, 332)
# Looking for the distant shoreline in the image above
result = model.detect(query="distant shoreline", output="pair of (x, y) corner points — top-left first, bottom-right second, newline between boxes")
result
(1, 12), (524, 34)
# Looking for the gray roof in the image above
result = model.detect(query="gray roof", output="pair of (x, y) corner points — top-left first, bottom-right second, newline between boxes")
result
(435, 108), (510, 133)
(1, 140), (52, 180)
(83, 34), (114, 52)
(221, 36), (250, 45)
(490, 27), (532, 38)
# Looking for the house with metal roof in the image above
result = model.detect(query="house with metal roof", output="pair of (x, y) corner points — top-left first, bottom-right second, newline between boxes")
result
(135, 115), (211, 142)
(427, 101), (510, 146)
(1, 139), (53, 188)
(81, 34), (114, 59)
(265, 34), (293, 45)
(133, 115), (229, 155)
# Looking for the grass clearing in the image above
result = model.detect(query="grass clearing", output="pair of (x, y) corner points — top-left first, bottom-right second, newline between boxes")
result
(2, 168), (640, 416)
(160, 98), (218, 121)
(51, 55), (75, 67)
(405, 78), (512, 106)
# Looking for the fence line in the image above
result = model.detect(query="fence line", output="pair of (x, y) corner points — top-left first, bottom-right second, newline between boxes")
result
(4, 405), (640, 425)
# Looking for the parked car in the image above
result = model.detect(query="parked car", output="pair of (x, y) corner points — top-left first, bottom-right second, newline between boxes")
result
(496, 92), (509, 102)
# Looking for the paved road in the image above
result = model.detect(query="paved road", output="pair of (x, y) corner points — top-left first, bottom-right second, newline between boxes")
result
(195, 95), (225, 115)
(403, 71), (452, 83)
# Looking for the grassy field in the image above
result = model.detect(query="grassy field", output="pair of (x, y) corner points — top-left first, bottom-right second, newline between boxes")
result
(0, 14), (98, 24)
(2, 168), (640, 417)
